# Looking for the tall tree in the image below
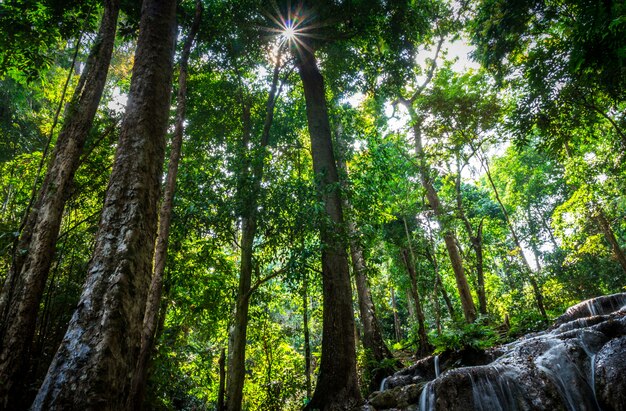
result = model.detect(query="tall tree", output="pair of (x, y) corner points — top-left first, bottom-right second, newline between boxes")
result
(31, 0), (177, 408)
(297, 44), (362, 410)
(480, 151), (548, 320)
(0, 1), (120, 407)
(128, 2), (203, 409)
(335, 121), (399, 388)
(226, 48), (284, 411)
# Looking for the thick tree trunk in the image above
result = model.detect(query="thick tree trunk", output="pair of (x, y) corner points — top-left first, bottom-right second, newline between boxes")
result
(127, 3), (202, 409)
(226, 52), (282, 411)
(405, 111), (476, 323)
(297, 46), (361, 410)
(482, 154), (548, 321)
(31, 0), (177, 409)
(0, 2), (120, 408)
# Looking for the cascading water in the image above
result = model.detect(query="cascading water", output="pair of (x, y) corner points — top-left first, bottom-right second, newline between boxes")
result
(419, 381), (435, 411)
(469, 365), (522, 411)
(368, 293), (626, 410)
(379, 377), (388, 392)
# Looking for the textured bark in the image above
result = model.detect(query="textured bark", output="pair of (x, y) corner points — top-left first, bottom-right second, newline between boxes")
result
(0, 2), (120, 408)
(30, 0), (177, 409)
(226, 52), (282, 411)
(482, 154), (548, 321)
(297, 46), (361, 410)
(127, 3), (202, 409)
(405, 108), (476, 323)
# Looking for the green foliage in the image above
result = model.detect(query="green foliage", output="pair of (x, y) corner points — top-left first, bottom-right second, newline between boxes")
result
(430, 319), (500, 354)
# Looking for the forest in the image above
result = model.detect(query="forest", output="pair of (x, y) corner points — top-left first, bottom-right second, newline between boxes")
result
(0, 0), (625, 410)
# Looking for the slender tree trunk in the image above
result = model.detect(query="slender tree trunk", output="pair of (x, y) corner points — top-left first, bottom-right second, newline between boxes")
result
(391, 288), (401, 342)
(432, 275), (441, 334)
(226, 52), (282, 411)
(404, 107), (476, 323)
(127, 4), (202, 409)
(402, 218), (431, 356)
(31, 0), (177, 408)
(334, 127), (397, 372)
(424, 229), (456, 320)
(297, 46), (361, 410)
(0, 2), (120, 408)
(218, 348), (226, 411)
(563, 143), (626, 276)
(481, 153), (548, 321)
(455, 163), (488, 316)
(596, 209), (626, 275)
(303, 270), (312, 400)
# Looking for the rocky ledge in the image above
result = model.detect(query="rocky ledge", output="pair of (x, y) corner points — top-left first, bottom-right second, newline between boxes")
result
(365, 292), (626, 411)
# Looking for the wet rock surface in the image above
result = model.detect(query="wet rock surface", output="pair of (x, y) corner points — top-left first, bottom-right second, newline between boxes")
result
(367, 293), (626, 411)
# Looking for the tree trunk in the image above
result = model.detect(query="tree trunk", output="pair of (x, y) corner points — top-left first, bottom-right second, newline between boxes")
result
(402, 218), (431, 356)
(226, 51), (282, 411)
(218, 348), (226, 411)
(297, 46), (361, 410)
(391, 288), (401, 342)
(481, 153), (548, 321)
(455, 163), (488, 316)
(405, 108), (476, 323)
(303, 270), (312, 400)
(31, 0), (177, 408)
(334, 127), (397, 373)
(127, 3), (202, 409)
(0, 2), (120, 408)
(596, 209), (626, 275)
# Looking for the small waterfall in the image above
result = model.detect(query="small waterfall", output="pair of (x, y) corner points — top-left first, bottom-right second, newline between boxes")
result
(379, 376), (388, 392)
(434, 355), (440, 378)
(534, 335), (601, 411)
(469, 365), (521, 411)
(419, 381), (435, 411)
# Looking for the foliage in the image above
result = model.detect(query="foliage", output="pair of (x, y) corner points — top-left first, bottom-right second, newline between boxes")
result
(430, 319), (500, 354)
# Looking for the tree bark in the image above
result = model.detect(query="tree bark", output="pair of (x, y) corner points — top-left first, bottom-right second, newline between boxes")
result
(226, 50), (282, 411)
(0, 2), (120, 408)
(127, 3), (202, 409)
(404, 106), (476, 323)
(297, 46), (361, 410)
(481, 153), (548, 321)
(31, 0), (177, 408)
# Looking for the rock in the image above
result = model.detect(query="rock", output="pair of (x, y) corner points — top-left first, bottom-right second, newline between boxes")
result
(595, 334), (626, 411)
(553, 293), (626, 327)
(367, 293), (626, 411)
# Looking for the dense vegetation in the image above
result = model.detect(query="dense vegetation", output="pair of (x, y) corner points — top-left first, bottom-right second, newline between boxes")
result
(0, 0), (624, 410)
